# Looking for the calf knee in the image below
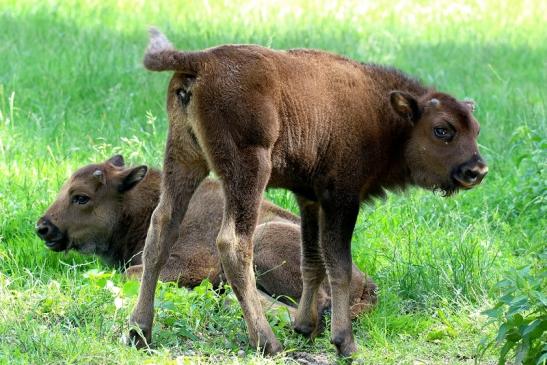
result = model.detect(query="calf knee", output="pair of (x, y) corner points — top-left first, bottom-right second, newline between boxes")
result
(142, 245), (169, 268)
(217, 221), (257, 289)
(327, 265), (352, 288)
(150, 205), (171, 229)
(301, 266), (326, 287)
(216, 218), (237, 255)
(141, 209), (172, 269)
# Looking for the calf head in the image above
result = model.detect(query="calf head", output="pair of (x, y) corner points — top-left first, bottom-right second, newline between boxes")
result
(36, 155), (148, 253)
(390, 91), (488, 195)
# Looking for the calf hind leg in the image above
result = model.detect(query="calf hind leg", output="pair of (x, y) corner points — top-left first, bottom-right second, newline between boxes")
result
(215, 147), (282, 354)
(129, 154), (208, 348)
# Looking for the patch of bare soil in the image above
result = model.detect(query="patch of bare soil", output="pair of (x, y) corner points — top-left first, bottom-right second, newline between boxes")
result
(286, 351), (333, 365)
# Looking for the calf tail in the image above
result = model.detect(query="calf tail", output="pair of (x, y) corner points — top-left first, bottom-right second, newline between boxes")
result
(143, 27), (204, 75)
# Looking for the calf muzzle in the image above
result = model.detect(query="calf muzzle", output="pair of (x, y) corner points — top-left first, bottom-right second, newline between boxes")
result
(35, 217), (67, 251)
(452, 156), (488, 189)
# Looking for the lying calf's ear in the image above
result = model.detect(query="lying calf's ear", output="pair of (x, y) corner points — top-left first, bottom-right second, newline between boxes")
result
(118, 166), (148, 193)
(389, 91), (421, 124)
(107, 154), (125, 167)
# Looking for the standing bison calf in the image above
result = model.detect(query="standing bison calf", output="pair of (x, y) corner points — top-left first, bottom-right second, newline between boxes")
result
(36, 156), (377, 319)
(131, 28), (487, 356)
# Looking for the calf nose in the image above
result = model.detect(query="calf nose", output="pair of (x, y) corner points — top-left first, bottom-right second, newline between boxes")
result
(35, 217), (67, 251)
(35, 217), (54, 240)
(454, 158), (488, 188)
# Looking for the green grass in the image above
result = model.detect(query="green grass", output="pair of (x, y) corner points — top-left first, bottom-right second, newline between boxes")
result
(0, 0), (545, 363)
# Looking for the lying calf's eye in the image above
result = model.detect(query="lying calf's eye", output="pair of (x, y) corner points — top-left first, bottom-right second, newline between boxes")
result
(176, 88), (191, 106)
(72, 195), (90, 205)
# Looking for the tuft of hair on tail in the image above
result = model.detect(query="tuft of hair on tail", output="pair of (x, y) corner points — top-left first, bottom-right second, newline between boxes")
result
(142, 27), (202, 75)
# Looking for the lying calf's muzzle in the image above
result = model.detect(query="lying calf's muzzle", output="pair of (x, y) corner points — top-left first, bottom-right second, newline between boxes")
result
(35, 217), (67, 251)
(452, 156), (488, 189)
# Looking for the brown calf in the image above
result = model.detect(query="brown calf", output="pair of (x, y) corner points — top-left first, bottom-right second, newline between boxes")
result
(36, 156), (377, 319)
(130, 28), (487, 356)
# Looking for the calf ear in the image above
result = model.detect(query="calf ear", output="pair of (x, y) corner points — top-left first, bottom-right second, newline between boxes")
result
(118, 166), (148, 193)
(107, 154), (125, 167)
(462, 99), (476, 113)
(389, 91), (421, 124)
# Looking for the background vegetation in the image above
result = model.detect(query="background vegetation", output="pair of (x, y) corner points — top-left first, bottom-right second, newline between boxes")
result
(0, 0), (545, 364)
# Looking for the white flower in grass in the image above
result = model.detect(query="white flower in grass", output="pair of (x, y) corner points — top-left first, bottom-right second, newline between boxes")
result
(106, 280), (121, 295)
(114, 297), (124, 310)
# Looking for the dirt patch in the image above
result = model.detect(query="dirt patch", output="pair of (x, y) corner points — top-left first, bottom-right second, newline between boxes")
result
(287, 351), (333, 365)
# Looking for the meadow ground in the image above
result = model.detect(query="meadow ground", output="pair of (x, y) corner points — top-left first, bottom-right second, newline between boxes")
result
(0, 1), (545, 364)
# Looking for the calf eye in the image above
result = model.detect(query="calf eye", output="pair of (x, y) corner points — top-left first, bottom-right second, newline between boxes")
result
(176, 88), (191, 106)
(434, 127), (447, 136)
(72, 195), (90, 205)
(433, 127), (454, 141)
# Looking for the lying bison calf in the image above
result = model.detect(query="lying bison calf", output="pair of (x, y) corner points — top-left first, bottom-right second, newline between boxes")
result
(36, 155), (377, 319)
(132, 29), (487, 356)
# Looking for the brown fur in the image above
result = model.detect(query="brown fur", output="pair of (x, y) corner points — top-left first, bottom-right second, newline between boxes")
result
(36, 156), (377, 319)
(130, 28), (487, 356)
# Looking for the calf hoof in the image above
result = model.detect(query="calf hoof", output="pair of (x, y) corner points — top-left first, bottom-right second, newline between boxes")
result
(294, 308), (327, 339)
(293, 321), (319, 339)
(261, 337), (283, 355)
(128, 326), (151, 349)
(332, 333), (357, 357)
(251, 330), (283, 355)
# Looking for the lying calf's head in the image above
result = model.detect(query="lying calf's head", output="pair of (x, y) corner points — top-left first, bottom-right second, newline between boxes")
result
(36, 155), (148, 254)
(390, 92), (488, 195)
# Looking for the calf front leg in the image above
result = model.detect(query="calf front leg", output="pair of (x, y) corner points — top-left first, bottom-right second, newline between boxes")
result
(320, 193), (359, 357)
(215, 147), (282, 354)
(129, 157), (208, 348)
(293, 197), (326, 339)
